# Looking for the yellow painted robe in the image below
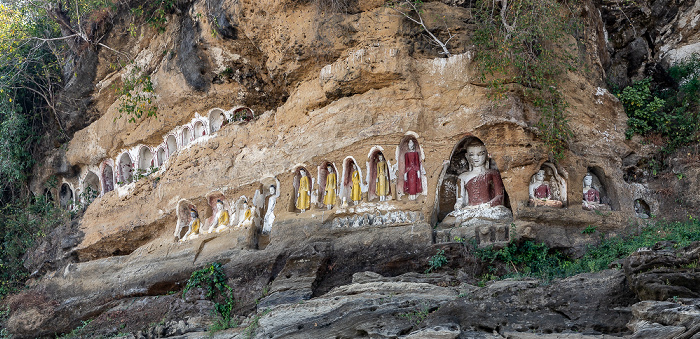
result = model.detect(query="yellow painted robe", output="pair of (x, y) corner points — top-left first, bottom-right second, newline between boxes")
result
(242, 208), (252, 221)
(323, 172), (337, 206)
(376, 160), (390, 197)
(351, 170), (361, 202)
(217, 210), (229, 227)
(190, 218), (201, 235)
(296, 175), (311, 210)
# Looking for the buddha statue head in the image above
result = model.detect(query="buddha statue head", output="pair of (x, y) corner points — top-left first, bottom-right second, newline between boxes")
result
(583, 173), (594, 189)
(378, 154), (384, 162)
(300, 169), (307, 177)
(190, 208), (198, 219)
(216, 200), (224, 211)
(327, 165), (333, 173)
(465, 142), (489, 172)
(408, 139), (416, 152)
(269, 185), (276, 196)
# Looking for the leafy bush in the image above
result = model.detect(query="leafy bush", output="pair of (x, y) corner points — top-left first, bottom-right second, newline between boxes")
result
(616, 54), (700, 152)
(183, 263), (236, 329)
(472, 0), (578, 159)
(425, 249), (448, 273)
(0, 195), (70, 298)
(476, 217), (700, 282)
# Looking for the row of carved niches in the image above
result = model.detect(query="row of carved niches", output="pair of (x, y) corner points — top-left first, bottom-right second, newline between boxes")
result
(438, 137), (513, 228)
(174, 180), (280, 243)
(291, 136), (427, 212)
(529, 163), (566, 208)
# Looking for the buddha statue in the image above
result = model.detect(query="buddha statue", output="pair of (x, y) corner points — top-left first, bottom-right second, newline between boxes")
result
(582, 173), (610, 211)
(449, 141), (512, 225)
(181, 209), (201, 241)
(376, 154), (391, 201)
(529, 170), (563, 208)
(262, 185), (277, 234)
(403, 140), (422, 200)
(351, 163), (362, 205)
(323, 165), (337, 209)
(296, 169), (311, 212)
(237, 199), (254, 227)
(208, 200), (231, 233)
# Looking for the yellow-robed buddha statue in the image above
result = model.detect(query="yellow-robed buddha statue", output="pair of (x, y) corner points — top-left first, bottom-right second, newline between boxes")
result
(323, 165), (337, 209)
(376, 154), (390, 201)
(351, 164), (361, 204)
(296, 169), (311, 212)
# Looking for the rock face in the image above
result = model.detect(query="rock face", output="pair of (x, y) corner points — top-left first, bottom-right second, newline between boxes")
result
(9, 0), (700, 337)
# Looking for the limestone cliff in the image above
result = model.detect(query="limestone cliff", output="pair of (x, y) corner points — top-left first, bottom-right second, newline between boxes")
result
(7, 0), (700, 337)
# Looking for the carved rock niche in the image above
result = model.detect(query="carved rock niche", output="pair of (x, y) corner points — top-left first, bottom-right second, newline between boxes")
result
(528, 163), (567, 208)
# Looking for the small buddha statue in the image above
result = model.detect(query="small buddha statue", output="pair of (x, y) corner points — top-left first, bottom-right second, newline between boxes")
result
(296, 169), (311, 212)
(208, 200), (230, 233)
(237, 199), (254, 227)
(582, 173), (610, 211)
(262, 185), (277, 234)
(323, 165), (337, 209)
(449, 141), (512, 224)
(403, 140), (422, 200)
(351, 163), (362, 205)
(528, 170), (563, 208)
(376, 154), (391, 201)
(181, 209), (201, 241)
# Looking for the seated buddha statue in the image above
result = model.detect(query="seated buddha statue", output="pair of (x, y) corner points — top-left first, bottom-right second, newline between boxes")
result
(449, 141), (512, 225)
(209, 200), (230, 233)
(529, 170), (563, 208)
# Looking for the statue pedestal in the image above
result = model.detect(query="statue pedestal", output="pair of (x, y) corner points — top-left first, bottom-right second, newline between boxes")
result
(435, 209), (513, 248)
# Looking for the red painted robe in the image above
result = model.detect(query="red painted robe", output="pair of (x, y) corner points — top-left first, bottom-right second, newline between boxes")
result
(534, 184), (551, 199)
(584, 188), (600, 203)
(404, 151), (423, 195)
(465, 169), (505, 207)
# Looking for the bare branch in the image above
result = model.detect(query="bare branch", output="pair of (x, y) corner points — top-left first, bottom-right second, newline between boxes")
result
(387, 0), (452, 57)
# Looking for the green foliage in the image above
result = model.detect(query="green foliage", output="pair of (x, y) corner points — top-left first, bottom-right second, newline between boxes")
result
(581, 225), (597, 234)
(184, 263), (236, 329)
(243, 308), (271, 339)
(616, 54), (700, 152)
(397, 302), (431, 326)
(114, 65), (158, 123)
(58, 319), (93, 339)
(471, 0), (579, 159)
(0, 195), (70, 298)
(477, 217), (700, 282)
(425, 249), (448, 273)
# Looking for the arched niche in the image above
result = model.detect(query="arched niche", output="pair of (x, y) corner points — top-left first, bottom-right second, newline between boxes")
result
(118, 153), (133, 185)
(316, 161), (339, 208)
(182, 127), (192, 146)
(290, 166), (312, 212)
(205, 191), (229, 231)
(209, 109), (227, 133)
(232, 107), (254, 122)
(396, 134), (427, 199)
(528, 162), (567, 208)
(634, 199), (650, 218)
(436, 136), (510, 222)
(138, 146), (154, 171)
(583, 167), (617, 211)
(102, 163), (115, 194)
(156, 147), (166, 167)
(367, 148), (392, 202)
(340, 157), (364, 204)
(166, 134), (177, 156)
(175, 200), (198, 241)
(59, 183), (74, 209)
(193, 121), (206, 139)
(83, 171), (101, 201)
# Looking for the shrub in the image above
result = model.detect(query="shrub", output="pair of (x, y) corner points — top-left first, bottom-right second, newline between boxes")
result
(425, 249), (448, 273)
(183, 263), (236, 329)
(476, 217), (700, 282)
(616, 54), (700, 152)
